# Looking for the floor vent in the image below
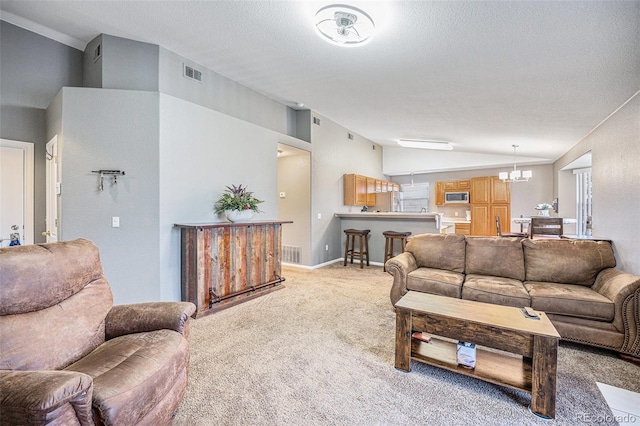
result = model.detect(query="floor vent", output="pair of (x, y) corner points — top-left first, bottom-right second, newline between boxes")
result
(183, 64), (203, 82)
(283, 246), (301, 264)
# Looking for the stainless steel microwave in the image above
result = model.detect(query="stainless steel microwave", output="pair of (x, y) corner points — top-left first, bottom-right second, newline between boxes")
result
(444, 191), (470, 204)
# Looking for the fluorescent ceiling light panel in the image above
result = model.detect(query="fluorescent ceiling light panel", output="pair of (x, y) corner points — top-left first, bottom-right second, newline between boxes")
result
(397, 140), (453, 150)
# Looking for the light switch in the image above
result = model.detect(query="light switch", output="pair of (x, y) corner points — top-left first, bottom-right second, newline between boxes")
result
(112, 217), (120, 228)
(279, 192), (286, 198)
(317, 213), (322, 219)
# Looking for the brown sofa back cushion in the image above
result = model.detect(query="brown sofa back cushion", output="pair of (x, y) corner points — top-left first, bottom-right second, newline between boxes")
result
(465, 237), (525, 281)
(523, 239), (616, 286)
(405, 233), (466, 273)
(0, 239), (113, 370)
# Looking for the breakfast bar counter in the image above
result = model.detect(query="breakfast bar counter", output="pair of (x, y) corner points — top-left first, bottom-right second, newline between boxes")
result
(335, 212), (440, 265)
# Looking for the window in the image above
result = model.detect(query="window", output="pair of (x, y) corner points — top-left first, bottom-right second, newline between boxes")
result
(401, 182), (430, 212)
(575, 168), (592, 236)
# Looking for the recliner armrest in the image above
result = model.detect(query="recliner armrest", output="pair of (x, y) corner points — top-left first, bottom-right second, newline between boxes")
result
(386, 252), (418, 306)
(0, 370), (93, 425)
(105, 302), (196, 340)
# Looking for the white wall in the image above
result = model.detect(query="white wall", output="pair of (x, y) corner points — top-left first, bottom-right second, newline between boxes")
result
(159, 93), (280, 301)
(555, 93), (640, 275)
(53, 87), (161, 304)
(278, 147), (311, 266)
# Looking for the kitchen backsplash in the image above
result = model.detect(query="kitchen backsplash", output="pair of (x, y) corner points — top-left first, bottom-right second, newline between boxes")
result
(435, 205), (471, 219)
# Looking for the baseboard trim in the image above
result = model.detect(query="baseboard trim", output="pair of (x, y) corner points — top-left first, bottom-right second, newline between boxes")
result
(283, 259), (385, 269)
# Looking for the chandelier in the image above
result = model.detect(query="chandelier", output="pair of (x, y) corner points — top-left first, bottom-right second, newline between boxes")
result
(499, 145), (532, 183)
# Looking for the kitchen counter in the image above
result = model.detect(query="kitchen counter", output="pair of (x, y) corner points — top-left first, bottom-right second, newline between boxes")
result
(335, 212), (439, 265)
(441, 218), (471, 224)
(335, 212), (439, 220)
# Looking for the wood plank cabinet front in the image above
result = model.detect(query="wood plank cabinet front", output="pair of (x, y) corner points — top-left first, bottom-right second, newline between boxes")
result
(176, 222), (290, 317)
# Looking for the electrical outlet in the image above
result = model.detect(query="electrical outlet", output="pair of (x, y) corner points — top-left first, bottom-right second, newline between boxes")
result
(325, 244), (329, 251)
(317, 213), (322, 219)
(455, 211), (459, 217)
(279, 192), (286, 198)
(112, 217), (120, 228)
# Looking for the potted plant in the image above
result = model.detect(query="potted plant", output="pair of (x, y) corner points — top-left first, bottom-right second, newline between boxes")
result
(214, 184), (263, 222)
(535, 203), (553, 216)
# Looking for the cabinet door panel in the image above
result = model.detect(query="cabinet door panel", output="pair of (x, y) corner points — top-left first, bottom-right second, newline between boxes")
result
(366, 177), (376, 206)
(471, 205), (490, 236)
(491, 177), (511, 204)
(355, 175), (367, 205)
(471, 177), (490, 204)
(435, 182), (445, 206)
(491, 204), (511, 236)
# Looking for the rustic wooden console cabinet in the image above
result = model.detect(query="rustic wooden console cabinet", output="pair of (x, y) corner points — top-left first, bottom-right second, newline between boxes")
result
(175, 221), (292, 317)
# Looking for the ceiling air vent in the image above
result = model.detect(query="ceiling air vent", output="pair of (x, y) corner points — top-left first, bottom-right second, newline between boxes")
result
(183, 64), (203, 82)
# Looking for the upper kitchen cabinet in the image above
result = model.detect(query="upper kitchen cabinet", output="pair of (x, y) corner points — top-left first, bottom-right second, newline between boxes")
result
(366, 177), (376, 206)
(470, 177), (490, 204)
(491, 177), (510, 204)
(344, 174), (368, 206)
(435, 179), (471, 206)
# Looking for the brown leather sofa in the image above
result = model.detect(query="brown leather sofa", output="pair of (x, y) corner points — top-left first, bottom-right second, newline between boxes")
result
(386, 234), (640, 358)
(0, 239), (196, 425)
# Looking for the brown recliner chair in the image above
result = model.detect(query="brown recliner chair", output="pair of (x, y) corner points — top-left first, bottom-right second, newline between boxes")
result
(0, 239), (196, 425)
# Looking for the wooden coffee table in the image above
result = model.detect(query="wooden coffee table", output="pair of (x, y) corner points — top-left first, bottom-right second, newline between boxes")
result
(394, 291), (561, 419)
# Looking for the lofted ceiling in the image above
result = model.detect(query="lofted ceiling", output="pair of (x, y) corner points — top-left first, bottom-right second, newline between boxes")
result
(1, 0), (639, 168)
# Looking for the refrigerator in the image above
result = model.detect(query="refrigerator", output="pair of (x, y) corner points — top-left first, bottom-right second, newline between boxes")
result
(373, 191), (403, 212)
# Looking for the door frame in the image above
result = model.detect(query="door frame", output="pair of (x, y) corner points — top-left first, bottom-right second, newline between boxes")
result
(46, 135), (59, 243)
(0, 138), (34, 244)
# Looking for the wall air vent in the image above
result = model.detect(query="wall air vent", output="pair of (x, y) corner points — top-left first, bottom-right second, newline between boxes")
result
(313, 117), (321, 125)
(93, 44), (101, 62)
(183, 64), (203, 82)
(348, 133), (354, 140)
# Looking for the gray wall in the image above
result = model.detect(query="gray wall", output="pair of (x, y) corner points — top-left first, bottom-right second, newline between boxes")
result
(0, 21), (83, 241)
(158, 93), (280, 301)
(48, 88), (161, 304)
(158, 47), (291, 136)
(554, 93), (640, 275)
(390, 164), (554, 233)
(83, 34), (159, 91)
(310, 112), (384, 265)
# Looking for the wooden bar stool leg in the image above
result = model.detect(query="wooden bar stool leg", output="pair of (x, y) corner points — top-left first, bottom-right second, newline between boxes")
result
(358, 234), (363, 268)
(365, 233), (369, 266)
(350, 235), (355, 264)
(343, 234), (349, 266)
(383, 237), (390, 271)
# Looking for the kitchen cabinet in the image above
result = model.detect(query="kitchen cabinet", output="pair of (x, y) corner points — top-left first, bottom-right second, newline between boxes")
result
(470, 176), (510, 236)
(470, 177), (489, 204)
(435, 182), (445, 206)
(455, 223), (471, 235)
(344, 174), (369, 206)
(435, 179), (473, 206)
(366, 177), (376, 206)
(344, 174), (397, 206)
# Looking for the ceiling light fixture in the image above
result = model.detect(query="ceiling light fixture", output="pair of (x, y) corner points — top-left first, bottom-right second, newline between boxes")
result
(499, 145), (532, 183)
(397, 140), (453, 151)
(314, 4), (375, 47)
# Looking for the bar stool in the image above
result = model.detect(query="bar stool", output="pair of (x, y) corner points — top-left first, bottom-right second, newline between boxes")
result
(383, 231), (412, 272)
(343, 229), (370, 268)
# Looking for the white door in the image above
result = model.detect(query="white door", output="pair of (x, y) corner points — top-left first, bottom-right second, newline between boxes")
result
(0, 139), (34, 246)
(46, 136), (59, 243)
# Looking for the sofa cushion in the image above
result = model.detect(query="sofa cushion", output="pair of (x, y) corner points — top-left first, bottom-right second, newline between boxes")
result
(462, 274), (530, 308)
(407, 268), (465, 298)
(65, 329), (189, 426)
(524, 282), (614, 321)
(465, 237), (525, 281)
(523, 239), (616, 286)
(405, 233), (466, 273)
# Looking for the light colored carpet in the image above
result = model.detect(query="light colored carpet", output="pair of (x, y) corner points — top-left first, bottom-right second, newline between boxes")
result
(173, 263), (640, 425)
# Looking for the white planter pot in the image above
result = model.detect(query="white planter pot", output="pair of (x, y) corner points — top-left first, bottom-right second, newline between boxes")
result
(225, 209), (255, 223)
(537, 209), (550, 217)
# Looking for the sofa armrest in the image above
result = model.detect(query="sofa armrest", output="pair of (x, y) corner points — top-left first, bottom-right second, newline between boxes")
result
(0, 370), (93, 425)
(594, 268), (640, 356)
(105, 301), (196, 340)
(386, 251), (418, 306)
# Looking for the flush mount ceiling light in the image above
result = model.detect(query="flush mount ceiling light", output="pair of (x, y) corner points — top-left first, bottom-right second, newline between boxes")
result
(315, 4), (375, 47)
(397, 140), (454, 151)
(499, 145), (532, 183)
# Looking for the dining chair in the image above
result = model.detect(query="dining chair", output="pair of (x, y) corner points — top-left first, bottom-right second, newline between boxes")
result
(530, 217), (564, 238)
(495, 216), (528, 237)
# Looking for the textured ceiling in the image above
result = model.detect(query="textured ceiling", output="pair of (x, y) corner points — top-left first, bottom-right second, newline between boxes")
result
(2, 0), (639, 165)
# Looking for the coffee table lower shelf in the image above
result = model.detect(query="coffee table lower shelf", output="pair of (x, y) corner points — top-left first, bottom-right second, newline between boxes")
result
(411, 337), (532, 393)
